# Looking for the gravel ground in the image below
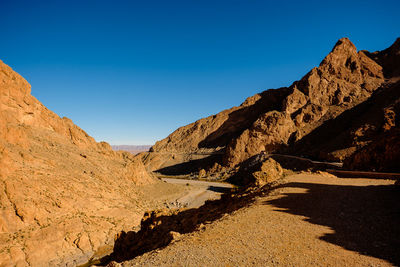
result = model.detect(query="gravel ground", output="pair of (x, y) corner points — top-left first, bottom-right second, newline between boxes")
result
(118, 173), (399, 267)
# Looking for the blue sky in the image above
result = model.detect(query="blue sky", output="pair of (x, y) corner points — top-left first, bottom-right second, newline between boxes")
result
(1, 0), (399, 145)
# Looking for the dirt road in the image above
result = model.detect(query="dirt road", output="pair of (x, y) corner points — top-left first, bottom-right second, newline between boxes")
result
(161, 178), (233, 209)
(121, 173), (399, 266)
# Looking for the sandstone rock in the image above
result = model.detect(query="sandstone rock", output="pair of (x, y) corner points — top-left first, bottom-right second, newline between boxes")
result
(344, 128), (400, 172)
(224, 111), (296, 166)
(148, 87), (290, 171)
(146, 37), (392, 173)
(198, 169), (207, 178)
(222, 38), (384, 166)
(227, 153), (284, 186)
(0, 59), (169, 265)
(289, 76), (400, 164)
(252, 158), (284, 187)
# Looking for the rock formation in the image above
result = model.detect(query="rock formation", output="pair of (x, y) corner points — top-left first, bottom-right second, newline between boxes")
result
(0, 60), (172, 265)
(227, 153), (284, 186)
(225, 38), (384, 166)
(344, 128), (400, 172)
(146, 37), (399, 174)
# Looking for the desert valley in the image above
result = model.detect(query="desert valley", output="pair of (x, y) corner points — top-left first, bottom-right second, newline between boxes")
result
(0, 35), (399, 266)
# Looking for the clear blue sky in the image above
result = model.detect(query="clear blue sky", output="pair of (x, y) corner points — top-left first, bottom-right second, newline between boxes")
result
(1, 0), (399, 145)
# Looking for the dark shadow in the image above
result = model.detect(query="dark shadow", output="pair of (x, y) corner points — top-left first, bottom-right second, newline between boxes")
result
(270, 154), (341, 171)
(206, 185), (231, 193)
(155, 154), (222, 175)
(265, 182), (400, 265)
(94, 185), (274, 265)
(363, 38), (400, 78)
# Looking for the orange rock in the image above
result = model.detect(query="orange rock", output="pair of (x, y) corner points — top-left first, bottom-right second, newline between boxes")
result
(0, 60), (157, 265)
(147, 37), (389, 171)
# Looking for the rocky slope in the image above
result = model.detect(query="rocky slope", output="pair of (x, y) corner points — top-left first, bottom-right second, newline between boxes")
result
(146, 37), (399, 174)
(0, 60), (185, 266)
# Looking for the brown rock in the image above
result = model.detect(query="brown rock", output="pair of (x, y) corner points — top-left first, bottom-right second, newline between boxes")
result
(146, 37), (391, 173)
(198, 169), (207, 178)
(252, 158), (284, 187)
(0, 60), (165, 265)
(344, 128), (400, 172)
(223, 38), (384, 166)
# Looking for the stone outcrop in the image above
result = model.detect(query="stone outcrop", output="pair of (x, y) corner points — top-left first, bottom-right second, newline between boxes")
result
(286, 38), (400, 167)
(344, 128), (400, 172)
(223, 38), (384, 166)
(227, 153), (284, 186)
(147, 37), (399, 173)
(0, 60), (161, 265)
(342, 80), (400, 172)
(252, 157), (283, 187)
(289, 78), (400, 163)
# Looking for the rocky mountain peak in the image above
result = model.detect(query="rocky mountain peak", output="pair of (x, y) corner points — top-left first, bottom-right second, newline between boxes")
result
(332, 37), (356, 51)
(146, 37), (394, 170)
(319, 37), (365, 74)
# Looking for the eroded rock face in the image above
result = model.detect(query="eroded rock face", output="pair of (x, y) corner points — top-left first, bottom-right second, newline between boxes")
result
(151, 87), (290, 154)
(223, 38), (384, 166)
(342, 81), (400, 172)
(287, 75), (400, 165)
(148, 37), (391, 171)
(0, 60), (156, 265)
(344, 128), (400, 172)
(224, 111), (296, 166)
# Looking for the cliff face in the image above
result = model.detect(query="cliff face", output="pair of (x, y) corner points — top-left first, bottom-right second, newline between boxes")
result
(0, 60), (156, 265)
(151, 87), (291, 154)
(342, 39), (400, 171)
(342, 81), (400, 172)
(148, 37), (399, 173)
(224, 38), (384, 166)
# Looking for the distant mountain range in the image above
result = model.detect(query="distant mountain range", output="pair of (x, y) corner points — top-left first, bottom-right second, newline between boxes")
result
(112, 145), (152, 154)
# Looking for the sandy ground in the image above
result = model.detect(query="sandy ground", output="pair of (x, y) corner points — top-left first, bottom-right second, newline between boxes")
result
(81, 179), (234, 265)
(120, 173), (400, 267)
(161, 178), (233, 209)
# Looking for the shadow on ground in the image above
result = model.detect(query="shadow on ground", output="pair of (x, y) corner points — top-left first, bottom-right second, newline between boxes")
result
(92, 185), (273, 265)
(155, 154), (222, 175)
(265, 182), (400, 265)
(206, 185), (231, 193)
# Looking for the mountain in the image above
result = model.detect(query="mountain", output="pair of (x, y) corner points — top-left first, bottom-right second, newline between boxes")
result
(144, 38), (400, 175)
(0, 60), (178, 265)
(112, 145), (152, 154)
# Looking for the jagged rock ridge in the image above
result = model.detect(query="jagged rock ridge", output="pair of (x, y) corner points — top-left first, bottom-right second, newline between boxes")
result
(147, 37), (399, 173)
